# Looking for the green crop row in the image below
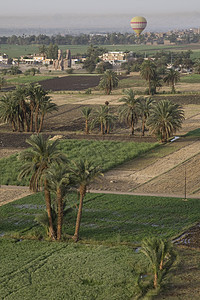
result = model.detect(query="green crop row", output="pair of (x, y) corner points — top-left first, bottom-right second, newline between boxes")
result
(0, 139), (157, 186)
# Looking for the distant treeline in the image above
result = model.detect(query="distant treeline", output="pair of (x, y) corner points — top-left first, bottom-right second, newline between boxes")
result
(0, 33), (138, 45)
(1, 32), (200, 46)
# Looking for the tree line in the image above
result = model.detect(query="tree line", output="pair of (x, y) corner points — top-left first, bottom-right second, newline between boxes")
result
(0, 84), (57, 133)
(81, 89), (184, 143)
(1, 31), (200, 45)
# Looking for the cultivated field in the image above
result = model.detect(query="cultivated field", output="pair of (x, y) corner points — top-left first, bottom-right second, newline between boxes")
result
(1, 63), (200, 299)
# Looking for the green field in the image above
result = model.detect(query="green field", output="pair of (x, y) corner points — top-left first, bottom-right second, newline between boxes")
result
(1, 192), (200, 299)
(180, 73), (200, 83)
(1, 192), (199, 243)
(1, 43), (200, 59)
(0, 139), (157, 186)
(6, 74), (57, 85)
(0, 238), (145, 300)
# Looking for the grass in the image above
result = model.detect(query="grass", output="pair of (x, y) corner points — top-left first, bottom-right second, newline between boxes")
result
(1, 43), (200, 58)
(1, 192), (200, 298)
(0, 139), (157, 186)
(0, 239), (144, 300)
(1, 192), (200, 243)
(180, 74), (200, 83)
(184, 128), (200, 137)
(1, 191), (200, 298)
(6, 75), (57, 85)
(118, 76), (146, 89)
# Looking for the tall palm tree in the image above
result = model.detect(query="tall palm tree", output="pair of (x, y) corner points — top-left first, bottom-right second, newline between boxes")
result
(26, 84), (37, 132)
(163, 69), (180, 93)
(38, 96), (58, 133)
(140, 60), (156, 95)
(137, 97), (155, 136)
(0, 93), (18, 131)
(99, 70), (119, 95)
(141, 237), (176, 289)
(18, 134), (67, 240)
(147, 99), (184, 143)
(32, 84), (48, 132)
(118, 89), (139, 135)
(92, 105), (108, 135)
(81, 107), (92, 134)
(71, 159), (103, 242)
(47, 164), (71, 240)
(13, 86), (30, 132)
(150, 72), (162, 95)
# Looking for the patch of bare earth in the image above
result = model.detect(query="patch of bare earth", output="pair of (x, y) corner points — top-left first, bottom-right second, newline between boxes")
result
(0, 186), (31, 207)
(92, 110), (200, 195)
(133, 152), (200, 196)
(0, 148), (22, 158)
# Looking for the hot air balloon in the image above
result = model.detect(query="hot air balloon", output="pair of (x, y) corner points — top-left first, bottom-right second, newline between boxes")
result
(130, 16), (147, 37)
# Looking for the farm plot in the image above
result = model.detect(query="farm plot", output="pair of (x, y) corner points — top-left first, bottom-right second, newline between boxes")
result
(38, 75), (101, 91)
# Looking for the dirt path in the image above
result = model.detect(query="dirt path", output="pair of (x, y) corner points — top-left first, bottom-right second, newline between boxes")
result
(0, 185), (32, 207)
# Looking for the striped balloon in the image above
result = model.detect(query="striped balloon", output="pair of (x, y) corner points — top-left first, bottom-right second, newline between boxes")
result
(130, 16), (147, 37)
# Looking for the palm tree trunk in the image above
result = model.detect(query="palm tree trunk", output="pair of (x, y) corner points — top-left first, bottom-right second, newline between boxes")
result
(44, 179), (56, 240)
(172, 82), (175, 94)
(142, 120), (145, 136)
(101, 121), (104, 135)
(57, 187), (63, 240)
(17, 117), (21, 132)
(154, 272), (158, 289)
(131, 113), (134, 135)
(38, 113), (44, 133)
(30, 105), (34, 132)
(22, 108), (29, 132)
(12, 120), (16, 131)
(147, 74), (152, 95)
(35, 104), (39, 133)
(85, 119), (89, 134)
(73, 185), (86, 242)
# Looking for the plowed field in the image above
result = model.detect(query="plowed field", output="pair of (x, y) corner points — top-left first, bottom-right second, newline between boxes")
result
(38, 75), (100, 91)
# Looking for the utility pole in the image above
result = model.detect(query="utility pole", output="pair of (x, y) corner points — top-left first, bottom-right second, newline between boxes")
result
(183, 166), (187, 201)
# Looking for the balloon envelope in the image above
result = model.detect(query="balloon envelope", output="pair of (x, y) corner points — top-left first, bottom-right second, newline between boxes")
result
(130, 16), (147, 37)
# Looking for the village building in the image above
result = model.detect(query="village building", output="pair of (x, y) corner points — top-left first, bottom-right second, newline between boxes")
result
(99, 51), (127, 65)
(0, 53), (9, 64)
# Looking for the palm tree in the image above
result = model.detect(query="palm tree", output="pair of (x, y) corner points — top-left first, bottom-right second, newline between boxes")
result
(38, 96), (58, 133)
(92, 105), (108, 135)
(150, 72), (162, 95)
(194, 59), (200, 74)
(141, 237), (176, 289)
(163, 69), (180, 93)
(0, 93), (18, 131)
(47, 164), (71, 240)
(137, 97), (155, 136)
(118, 89), (139, 135)
(81, 107), (92, 134)
(18, 134), (67, 240)
(26, 84), (37, 132)
(71, 159), (103, 242)
(32, 84), (48, 132)
(147, 99), (184, 143)
(39, 44), (48, 58)
(0, 77), (6, 90)
(140, 60), (156, 95)
(13, 86), (30, 132)
(99, 70), (119, 95)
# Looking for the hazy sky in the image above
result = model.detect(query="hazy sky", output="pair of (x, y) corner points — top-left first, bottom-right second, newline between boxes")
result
(0, 0), (200, 34)
(1, 0), (200, 15)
